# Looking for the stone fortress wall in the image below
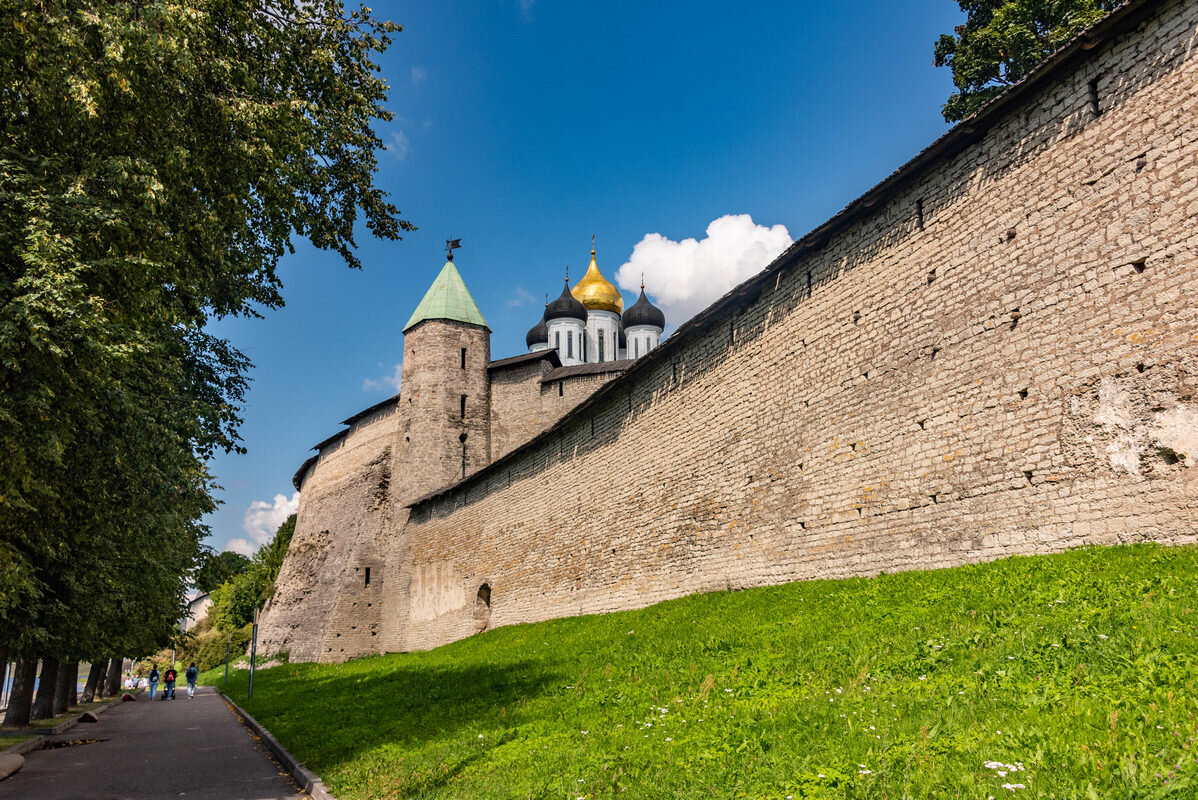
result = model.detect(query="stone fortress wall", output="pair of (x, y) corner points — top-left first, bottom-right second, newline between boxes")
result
(388, 0), (1198, 653)
(260, 0), (1198, 661)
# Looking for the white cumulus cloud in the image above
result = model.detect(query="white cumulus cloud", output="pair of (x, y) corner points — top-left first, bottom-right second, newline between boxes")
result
(363, 363), (402, 393)
(227, 492), (299, 555)
(614, 214), (793, 328)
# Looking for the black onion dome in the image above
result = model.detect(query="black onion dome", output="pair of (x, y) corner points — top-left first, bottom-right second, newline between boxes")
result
(544, 280), (588, 323)
(621, 288), (665, 330)
(525, 311), (549, 349)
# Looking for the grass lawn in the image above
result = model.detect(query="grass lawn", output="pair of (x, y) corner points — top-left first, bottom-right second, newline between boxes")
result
(203, 544), (1198, 799)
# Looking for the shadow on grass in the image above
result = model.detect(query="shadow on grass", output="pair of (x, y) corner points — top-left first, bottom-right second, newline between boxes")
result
(224, 655), (563, 786)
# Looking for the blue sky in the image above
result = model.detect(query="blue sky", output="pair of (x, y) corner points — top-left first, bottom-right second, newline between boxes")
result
(206, 0), (966, 554)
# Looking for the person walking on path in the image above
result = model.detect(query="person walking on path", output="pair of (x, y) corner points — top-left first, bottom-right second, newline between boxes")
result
(163, 666), (177, 700)
(147, 665), (160, 702)
(185, 663), (198, 699)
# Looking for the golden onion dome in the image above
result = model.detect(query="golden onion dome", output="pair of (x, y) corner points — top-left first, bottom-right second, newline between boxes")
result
(571, 248), (624, 314)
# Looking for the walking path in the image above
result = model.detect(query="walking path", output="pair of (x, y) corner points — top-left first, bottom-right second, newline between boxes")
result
(3, 686), (308, 799)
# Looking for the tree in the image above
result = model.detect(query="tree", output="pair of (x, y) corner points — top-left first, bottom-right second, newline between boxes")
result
(934, 1), (1119, 121)
(0, 1), (408, 724)
(195, 550), (253, 595)
(209, 515), (296, 631)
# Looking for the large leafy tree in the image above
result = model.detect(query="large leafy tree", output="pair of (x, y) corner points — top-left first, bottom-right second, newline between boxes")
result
(934, 0), (1120, 121)
(195, 549), (252, 594)
(0, 0), (409, 722)
(209, 514), (295, 631)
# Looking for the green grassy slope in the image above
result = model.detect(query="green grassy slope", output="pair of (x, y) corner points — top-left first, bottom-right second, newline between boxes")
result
(204, 544), (1198, 799)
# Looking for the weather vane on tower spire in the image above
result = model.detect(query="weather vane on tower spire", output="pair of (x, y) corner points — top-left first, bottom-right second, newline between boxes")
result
(445, 238), (461, 261)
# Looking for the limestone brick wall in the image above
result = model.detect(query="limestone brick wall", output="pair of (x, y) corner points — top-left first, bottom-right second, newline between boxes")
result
(259, 400), (401, 661)
(540, 371), (627, 419)
(489, 360), (556, 460)
(394, 0), (1198, 652)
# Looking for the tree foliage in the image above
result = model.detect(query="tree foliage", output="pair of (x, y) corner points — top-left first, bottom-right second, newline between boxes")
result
(209, 514), (296, 631)
(934, 1), (1120, 121)
(0, 0), (407, 716)
(195, 549), (253, 594)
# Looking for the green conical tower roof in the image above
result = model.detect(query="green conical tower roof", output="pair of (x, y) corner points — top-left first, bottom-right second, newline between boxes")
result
(402, 258), (489, 333)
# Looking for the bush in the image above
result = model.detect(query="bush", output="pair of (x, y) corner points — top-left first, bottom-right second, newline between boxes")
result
(190, 623), (253, 672)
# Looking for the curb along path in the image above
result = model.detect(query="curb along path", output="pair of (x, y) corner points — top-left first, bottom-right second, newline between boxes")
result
(1, 686), (310, 799)
(219, 689), (336, 800)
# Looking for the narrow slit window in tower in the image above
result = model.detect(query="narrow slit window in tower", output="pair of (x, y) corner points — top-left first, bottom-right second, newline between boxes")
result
(364, 567), (371, 587)
(582, 336), (587, 362)
(567, 331), (573, 359)
(460, 348), (466, 369)
(555, 331), (560, 351)
(599, 329), (605, 362)
(634, 338), (639, 358)
(460, 394), (466, 418)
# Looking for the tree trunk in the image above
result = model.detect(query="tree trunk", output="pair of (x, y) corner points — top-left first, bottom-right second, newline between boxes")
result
(94, 658), (108, 699)
(53, 660), (76, 714)
(30, 657), (58, 721)
(103, 657), (122, 698)
(67, 661), (79, 706)
(1, 652), (37, 727)
(81, 661), (106, 703)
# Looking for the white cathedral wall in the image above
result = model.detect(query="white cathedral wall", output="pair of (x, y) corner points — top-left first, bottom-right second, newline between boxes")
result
(625, 324), (661, 360)
(546, 317), (586, 366)
(584, 309), (620, 364)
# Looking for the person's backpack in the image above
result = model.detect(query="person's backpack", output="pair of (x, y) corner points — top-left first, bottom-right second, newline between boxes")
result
(186, 666), (197, 681)
(165, 669), (176, 682)
(148, 669), (159, 682)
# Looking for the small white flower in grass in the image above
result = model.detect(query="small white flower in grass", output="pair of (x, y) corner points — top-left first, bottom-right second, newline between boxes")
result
(478, 734), (483, 738)
(919, 675), (927, 681)
(1098, 634), (1109, 639)
(835, 687), (842, 694)
(859, 769), (872, 775)
(581, 730), (588, 735)
(818, 774), (825, 778)
(1001, 784), (1026, 791)
(665, 737), (673, 742)
(869, 725), (875, 730)
(725, 688), (732, 693)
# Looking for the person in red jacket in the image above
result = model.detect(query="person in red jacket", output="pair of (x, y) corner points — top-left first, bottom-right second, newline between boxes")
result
(163, 667), (177, 700)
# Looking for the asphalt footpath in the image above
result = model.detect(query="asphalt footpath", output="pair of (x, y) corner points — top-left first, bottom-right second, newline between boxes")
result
(2, 685), (308, 800)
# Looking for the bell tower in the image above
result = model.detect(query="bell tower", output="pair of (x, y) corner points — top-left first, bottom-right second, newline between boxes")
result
(399, 248), (491, 500)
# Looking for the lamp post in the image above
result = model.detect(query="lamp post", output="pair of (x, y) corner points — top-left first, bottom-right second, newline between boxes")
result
(248, 606), (259, 698)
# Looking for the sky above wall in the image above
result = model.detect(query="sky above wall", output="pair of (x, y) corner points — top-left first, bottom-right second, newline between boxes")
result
(206, 0), (966, 555)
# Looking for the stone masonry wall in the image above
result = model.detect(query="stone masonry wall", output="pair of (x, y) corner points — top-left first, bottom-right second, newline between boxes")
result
(393, 0), (1198, 653)
(260, 400), (400, 661)
(489, 360), (556, 461)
